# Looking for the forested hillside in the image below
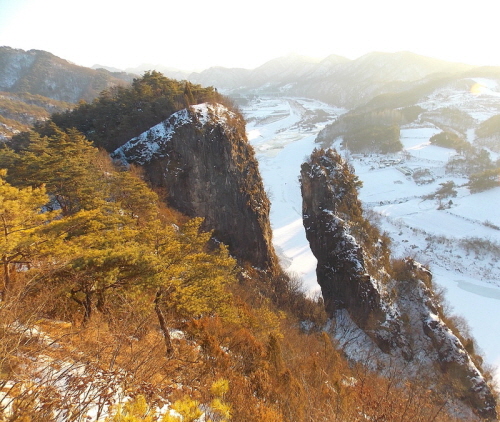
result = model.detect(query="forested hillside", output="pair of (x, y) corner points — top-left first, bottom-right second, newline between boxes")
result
(0, 92), (71, 140)
(19, 71), (224, 152)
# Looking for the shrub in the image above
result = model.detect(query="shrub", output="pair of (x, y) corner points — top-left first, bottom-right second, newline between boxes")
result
(429, 131), (469, 151)
(469, 168), (500, 193)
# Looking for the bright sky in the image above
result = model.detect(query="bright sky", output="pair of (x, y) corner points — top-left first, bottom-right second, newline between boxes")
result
(0, 0), (498, 71)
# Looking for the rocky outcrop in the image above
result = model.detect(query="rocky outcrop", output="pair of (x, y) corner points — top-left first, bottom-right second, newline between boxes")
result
(300, 148), (497, 420)
(112, 103), (278, 272)
(300, 149), (395, 327)
(300, 150), (383, 325)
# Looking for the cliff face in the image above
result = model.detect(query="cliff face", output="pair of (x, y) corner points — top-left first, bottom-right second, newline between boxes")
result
(113, 103), (278, 272)
(300, 149), (405, 355)
(300, 151), (382, 323)
(300, 148), (497, 420)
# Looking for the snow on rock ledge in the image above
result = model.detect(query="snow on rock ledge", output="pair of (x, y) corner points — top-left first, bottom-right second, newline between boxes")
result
(113, 103), (239, 165)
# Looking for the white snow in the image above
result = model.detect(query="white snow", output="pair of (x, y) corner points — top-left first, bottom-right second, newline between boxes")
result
(418, 77), (500, 123)
(113, 108), (191, 164)
(244, 98), (346, 292)
(0, 322), (187, 421)
(243, 93), (500, 385)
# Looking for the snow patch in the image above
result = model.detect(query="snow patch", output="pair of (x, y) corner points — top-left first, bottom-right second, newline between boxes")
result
(113, 103), (236, 165)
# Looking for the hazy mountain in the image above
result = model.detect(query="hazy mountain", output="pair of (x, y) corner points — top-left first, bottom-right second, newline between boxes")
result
(0, 47), (485, 128)
(247, 54), (322, 87)
(124, 63), (191, 80)
(91, 63), (127, 73)
(189, 66), (251, 91)
(93, 63), (193, 82)
(294, 51), (474, 106)
(304, 53), (351, 79)
(0, 47), (134, 103)
(187, 51), (477, 108)
(189, 54), (329, 93)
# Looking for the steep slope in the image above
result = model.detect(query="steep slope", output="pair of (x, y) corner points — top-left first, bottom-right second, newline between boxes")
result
(113, 103), (278, 272)
(300, 149), (388, 324)
(0, 47), (133, 103)
(300, 148), (497, 420)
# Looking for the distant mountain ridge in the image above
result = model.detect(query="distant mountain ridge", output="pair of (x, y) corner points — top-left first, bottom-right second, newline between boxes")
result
(121, 63), (191, 81)
(0, 47), (135, 103)
(86, 51), (481, 108)
(1, 46), (499, 142)
(0, 46), (488, 111)
(0, 47), (138, 139)
(188, 51), (477, 107)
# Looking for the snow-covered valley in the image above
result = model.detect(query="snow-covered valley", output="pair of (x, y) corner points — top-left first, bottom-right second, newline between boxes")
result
(245, 97), (342, 292)
(243, 94), (500, 384)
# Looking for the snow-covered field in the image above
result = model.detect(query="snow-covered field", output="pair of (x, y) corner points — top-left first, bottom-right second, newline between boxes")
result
(243, 95), (500, 383)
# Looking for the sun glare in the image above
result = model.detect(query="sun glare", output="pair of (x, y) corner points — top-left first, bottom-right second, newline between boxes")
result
(471, 83), (486, 95)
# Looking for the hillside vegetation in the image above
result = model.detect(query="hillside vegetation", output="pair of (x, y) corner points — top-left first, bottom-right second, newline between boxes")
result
(0, 132), (466, 422)
(317, 108), (404, 154)
(0, 79), (483, 421)
(0, 46), (138, 142)
(475, 114), (500, 153)
(0, 92), (72, 140)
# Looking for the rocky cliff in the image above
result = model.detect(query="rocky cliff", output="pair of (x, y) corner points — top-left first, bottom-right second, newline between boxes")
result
(300, 149), (385, 325)
(300, 148), (497, 420)
(112, 103), (278, 272)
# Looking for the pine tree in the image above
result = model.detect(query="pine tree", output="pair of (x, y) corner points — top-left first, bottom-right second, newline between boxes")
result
(0, 170), (57, 300)
(5, 124), (105, 215)
(139, 218), (238, 356)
